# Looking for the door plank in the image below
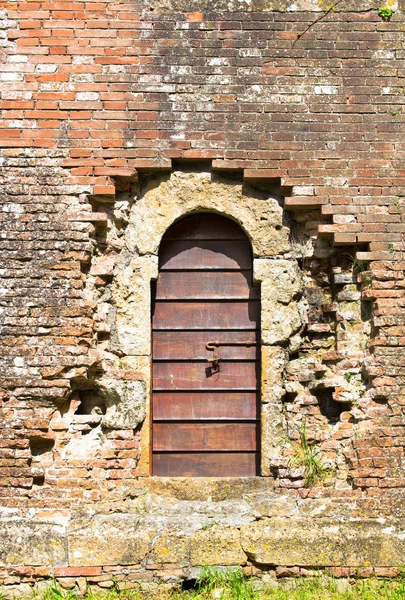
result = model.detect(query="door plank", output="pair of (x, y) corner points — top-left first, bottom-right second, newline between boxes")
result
(155, 271), (259, 300)
(152, 301), (260, 330)
(153, 392), (258, 420)
(153, 331), (260, 360)
(153, 452), (257, 477)
(165, 214), (246, 241)
(153, 422), (257, 451)
(160, 241), (251, 270)
(153, 361), (258, 390)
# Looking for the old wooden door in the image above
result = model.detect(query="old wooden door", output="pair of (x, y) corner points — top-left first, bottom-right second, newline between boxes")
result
(152, 213), (260, 476)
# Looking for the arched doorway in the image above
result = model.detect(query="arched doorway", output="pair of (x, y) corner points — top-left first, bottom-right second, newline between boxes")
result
(152, 213), (261, 476)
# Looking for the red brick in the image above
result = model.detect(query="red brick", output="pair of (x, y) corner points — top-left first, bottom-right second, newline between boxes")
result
(54, 567), (102, 577)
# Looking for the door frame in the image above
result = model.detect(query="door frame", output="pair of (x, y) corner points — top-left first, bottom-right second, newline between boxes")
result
(114, 171), (302, 478)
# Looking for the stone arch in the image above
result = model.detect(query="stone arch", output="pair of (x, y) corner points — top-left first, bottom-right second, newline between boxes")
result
(126, 170), (290, 258)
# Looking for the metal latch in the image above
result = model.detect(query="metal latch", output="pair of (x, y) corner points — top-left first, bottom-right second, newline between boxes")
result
(206, 343), (221, 373)
(206, 340), (259, 374)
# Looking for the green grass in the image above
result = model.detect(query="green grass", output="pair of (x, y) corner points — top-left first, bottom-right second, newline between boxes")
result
(5, 570), (405, 600)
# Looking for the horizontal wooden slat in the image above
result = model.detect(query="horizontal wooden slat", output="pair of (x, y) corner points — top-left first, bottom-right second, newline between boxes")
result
(153, 452), (257, 477)
(160, 240), (251, 270)
(153, 361), (258, 390)
(153, 301), (260, 330)
(155, 271), (259, 300)
(153, 422), (257, 451)
(165, 214), (246, 241)
(153, 391), (258, 420)
(153, 331), (260, 360)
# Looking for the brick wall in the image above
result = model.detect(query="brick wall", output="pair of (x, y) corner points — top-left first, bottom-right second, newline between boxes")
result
(1, 0), (405, 586)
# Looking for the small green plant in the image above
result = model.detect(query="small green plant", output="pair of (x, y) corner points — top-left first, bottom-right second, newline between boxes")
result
(344, 371), (359, 384)
(201, 519), (221, 530)
(397, 565), (405, 581)
(196, 567), (256, 600)
(289, 421), (331, 487)
(341, 252), (369, 275)
(84, 582), (131, 600)
(352, 257), (368, 275)
(361, 273), (373, 288)
(196, 567), (227, 595)
(42, 582), (76, 600)
(378, 6), (394, 20)
(226, 569), (256, 600)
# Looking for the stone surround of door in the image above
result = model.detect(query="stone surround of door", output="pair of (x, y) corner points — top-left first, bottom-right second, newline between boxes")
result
(111, 169), (304, 478)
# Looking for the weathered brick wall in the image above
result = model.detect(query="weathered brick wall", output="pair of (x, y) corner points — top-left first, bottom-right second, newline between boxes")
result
(1, 0), (405, 591)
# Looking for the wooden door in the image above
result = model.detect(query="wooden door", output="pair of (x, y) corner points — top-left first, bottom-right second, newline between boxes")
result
(152, 214), (260, 476)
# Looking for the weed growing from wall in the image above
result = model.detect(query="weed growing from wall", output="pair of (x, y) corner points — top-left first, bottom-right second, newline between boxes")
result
(289, 421), (331, 487)
(378, 6), (394, 20)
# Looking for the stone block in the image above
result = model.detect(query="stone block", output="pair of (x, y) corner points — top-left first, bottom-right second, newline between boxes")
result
(261, 403), (286, 474)
(99, 377), (146, 429)
(240, 518), (405, 567)
(152, 529), (189, 564)
(246, 493), (297, 518)
(113, 255), (158, 356)
(1, 584), (33, 598)
(0, 521), (66, 566)
(261, 346), (288, 404)
(253, 259), (302, 302)
(68, 515), (155, 566)
(190, 525), (246, 566)
(261, 300), (302, 345)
